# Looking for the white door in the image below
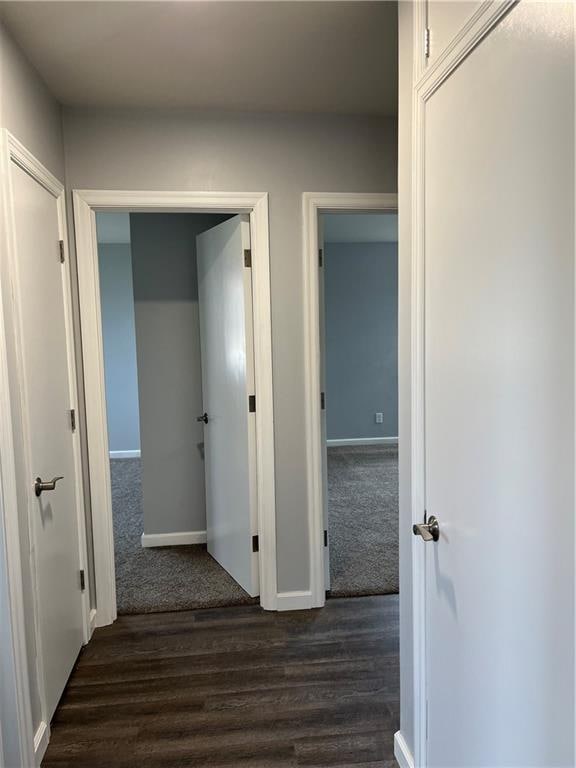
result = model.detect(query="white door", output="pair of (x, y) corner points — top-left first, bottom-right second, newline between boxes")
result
(419, 2), (574, 765)
(10, 161), (85, 721)
(197, 216), (259, 596)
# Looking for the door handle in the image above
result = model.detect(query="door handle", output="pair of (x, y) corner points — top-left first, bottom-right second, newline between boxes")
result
(413, 515), (440, 542)
(34, 476), (64, 497)
(197, 413), (209, 424)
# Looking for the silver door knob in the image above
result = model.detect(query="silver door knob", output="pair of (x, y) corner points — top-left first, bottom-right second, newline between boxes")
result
(34, 476), (64, 497)
(197, 413), (209, 424)
(413, 515), (440, 542)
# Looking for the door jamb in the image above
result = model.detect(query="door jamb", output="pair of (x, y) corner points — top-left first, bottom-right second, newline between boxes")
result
(302, 192), (398, 610)
(0, 132), (91, 766)
(72, 190), (278, 624)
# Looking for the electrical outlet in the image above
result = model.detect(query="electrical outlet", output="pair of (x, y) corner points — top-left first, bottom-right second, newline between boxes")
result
(375, 412), (384, 424)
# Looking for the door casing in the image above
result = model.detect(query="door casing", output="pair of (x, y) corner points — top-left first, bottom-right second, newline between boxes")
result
(302, 192), (398, 610)
(72, 190), (277, 624)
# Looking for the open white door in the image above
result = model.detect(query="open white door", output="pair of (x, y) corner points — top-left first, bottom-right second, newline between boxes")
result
(197, 216), (259, 597)
(9, 159), (85, 722)
(416, 2), (574, 765)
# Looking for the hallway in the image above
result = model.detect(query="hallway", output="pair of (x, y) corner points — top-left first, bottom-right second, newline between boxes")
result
(42, 596), (399, 767)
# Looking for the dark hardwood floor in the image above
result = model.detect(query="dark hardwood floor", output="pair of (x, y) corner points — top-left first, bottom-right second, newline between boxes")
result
(42, 595), (399, 767)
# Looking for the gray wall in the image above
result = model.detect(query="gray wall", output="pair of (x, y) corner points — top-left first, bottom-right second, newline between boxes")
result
(97, 240), (140, 453)
(130, 213), (228, 536)
(324, 241), (398, 440)
(0, 19), (65, 755)
(63, 108), (397, 593)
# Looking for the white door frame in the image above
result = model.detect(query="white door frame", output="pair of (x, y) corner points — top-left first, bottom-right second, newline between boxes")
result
(404, 4), (520, 767)
(302, 192), (398, 610)
(0, 132), (91, 766)
(72, 190), (278, 624)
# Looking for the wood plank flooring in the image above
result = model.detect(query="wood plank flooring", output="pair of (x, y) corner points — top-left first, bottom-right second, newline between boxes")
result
(42, 595), (399, 767)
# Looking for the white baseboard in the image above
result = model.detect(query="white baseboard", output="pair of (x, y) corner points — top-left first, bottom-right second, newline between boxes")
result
(276, 590), (314, 611)
(34, 721), (49, 766)
(394, 731), (415, 768)
(89, 607), (97, 638)
(326, 437), (398, 447)
(109, 450), (141, 459)
(141, 530), (207, 548)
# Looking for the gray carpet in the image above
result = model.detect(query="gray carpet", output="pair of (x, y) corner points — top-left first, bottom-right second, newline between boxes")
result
(110, 458), (256, 614)
(327, 444), (399, 597)
(111, 446), (398, 613)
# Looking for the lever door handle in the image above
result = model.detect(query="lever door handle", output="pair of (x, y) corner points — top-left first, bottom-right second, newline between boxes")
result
(412, 515), (440, 542)
(197, 412), (209, 424)
(34, 476), (64, 497)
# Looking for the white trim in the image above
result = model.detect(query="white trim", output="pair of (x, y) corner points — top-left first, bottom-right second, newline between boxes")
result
(0, 130), (35, 768)
(409, 4), (518, 766)
(33, 721), (49, 767)
(326, 437), (398, 447)
(394, 731), (415, 768)
(109, 450), (141, 459)
(302, 193), (398, 610)
(276, 590), (314, 612)
(141, 530), (207, 548)
(89, 607), (97, 638)
(73, 189), (277, 620)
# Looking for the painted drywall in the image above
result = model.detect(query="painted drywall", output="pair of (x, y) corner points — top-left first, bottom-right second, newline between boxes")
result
(0, 19), (66, 756)
(323, 212), (398, 243)
(96, 235), (141, 454)
(0, 21), (64, 180)
(323, 240), (398, 441)
(398, 0), (415, 756)
(62, 108), (397, 593)
(130, 213), (229, 536)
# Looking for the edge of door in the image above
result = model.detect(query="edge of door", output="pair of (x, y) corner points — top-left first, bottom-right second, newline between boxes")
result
(409, 2), (520, 766)
(72, 190), (278, 620)
(301, 191), (398, 612)
(0, 131), (91, 766)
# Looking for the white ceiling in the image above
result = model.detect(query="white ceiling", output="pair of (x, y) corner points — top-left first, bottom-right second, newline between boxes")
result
(0, 1), (397, 115)
(96, 212), (131, 244)
(323, 212), (397, 243)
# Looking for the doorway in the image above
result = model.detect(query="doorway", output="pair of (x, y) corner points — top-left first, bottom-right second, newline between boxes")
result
(96, 211), (262, 614)
(320, 211), (398, 597)
(303, 193), (398, 607)
(74, 192), (277, 625)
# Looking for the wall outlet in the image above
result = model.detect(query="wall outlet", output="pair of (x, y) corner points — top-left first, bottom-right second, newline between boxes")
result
(375, 412), (384, 424)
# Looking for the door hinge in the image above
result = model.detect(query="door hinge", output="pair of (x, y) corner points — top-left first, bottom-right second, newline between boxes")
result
(249, 394), (256, 413)
(318, 248), (323, 267)
(320, 392), (325, 410)
(252, 534), (259, 553)
(80, 569), (85, 591)
(244, 249), (252, 268)
(324, 529), (328, 547)
(59, 240), (65, 263)
(424, 27), (431, 59)
(70, 408), (76, 432)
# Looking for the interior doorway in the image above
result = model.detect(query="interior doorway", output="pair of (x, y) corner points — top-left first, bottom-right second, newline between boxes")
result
(74, 191), (277, 626)
(320, 211), (399, 597)
(95, 211), (261, 614)
(303, 192), (398, 608)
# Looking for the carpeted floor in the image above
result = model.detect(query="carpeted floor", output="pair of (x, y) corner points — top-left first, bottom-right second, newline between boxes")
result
(110, 459), (256, 614)
(111, 445), (398, 613)
(327, 444), (399, 597)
